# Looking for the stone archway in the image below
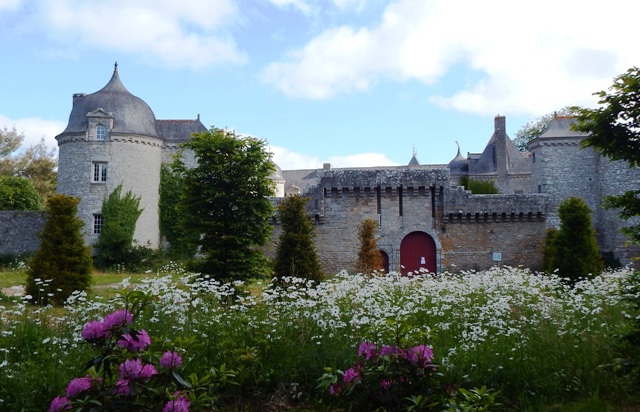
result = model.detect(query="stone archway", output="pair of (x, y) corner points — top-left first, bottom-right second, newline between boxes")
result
(379, 250), (390, 273)
(400, 231), (437, 275)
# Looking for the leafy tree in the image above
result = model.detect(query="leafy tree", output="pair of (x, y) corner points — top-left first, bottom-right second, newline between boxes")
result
(356, 218), (383, 274)
(573, 66), (640, 245)
(159, 164), (198, 259)
(460, 176), (499, 194)
(0, 127), (57, 203)
(25, 194), (92, 306)
(0, 175), (42, 210)
(545, 197), (603, 283)
(513, 106), (576, 151)
(273, 195), (323, 282)
(173, 128), (274, 281)
(95, 185), (143, 269)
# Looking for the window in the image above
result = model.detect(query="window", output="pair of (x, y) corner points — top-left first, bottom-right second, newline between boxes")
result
(93, 214), (103, 235)
(96, 124), (106, 141)
(92, 162), (107, 182)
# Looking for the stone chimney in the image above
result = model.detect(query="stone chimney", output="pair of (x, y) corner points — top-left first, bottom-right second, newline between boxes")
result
(494, 115), (508, 176)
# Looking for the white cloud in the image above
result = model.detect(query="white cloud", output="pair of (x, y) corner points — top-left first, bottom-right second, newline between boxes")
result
(268, 0), (313, 15)
(262, 0), (640, 116)
(0, 115), (65, 154)
(270, 145), (397, 169)
(38, 0), (246, 68)
(0, 0), (21, 11)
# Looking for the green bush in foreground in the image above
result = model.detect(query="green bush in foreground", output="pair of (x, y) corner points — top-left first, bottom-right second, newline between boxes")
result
(25, 194), (92, 306)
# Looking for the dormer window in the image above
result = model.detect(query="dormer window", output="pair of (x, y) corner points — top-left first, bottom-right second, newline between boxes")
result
(96, 125), (106, 141)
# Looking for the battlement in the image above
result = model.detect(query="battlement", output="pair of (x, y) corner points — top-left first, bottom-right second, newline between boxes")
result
(318, 167), (450, 189)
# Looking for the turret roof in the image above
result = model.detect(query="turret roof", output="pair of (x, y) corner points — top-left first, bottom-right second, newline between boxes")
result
(59, 65), (160, 138)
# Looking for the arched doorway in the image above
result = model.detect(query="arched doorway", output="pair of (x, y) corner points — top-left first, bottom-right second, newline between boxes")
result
(400, 231), (436, 275)
(379, 250), (389, 273)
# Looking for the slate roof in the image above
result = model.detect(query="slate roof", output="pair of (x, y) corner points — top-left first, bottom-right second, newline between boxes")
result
(537, 116), (588, 139)
(59, 67), (160, 138)
(448, 146), (469, 175)
(470, 120), (530, 175)
(157, 119), (207, 143)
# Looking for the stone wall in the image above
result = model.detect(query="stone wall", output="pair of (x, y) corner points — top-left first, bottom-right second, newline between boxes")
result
(0, 211), (47, 256)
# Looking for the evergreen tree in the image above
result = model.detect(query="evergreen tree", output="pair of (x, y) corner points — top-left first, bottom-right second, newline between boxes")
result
(273, 195), (323, 282)
(95, 185), (143, 269)
(173, 128), (274, 281)
(546, 197), (603, 283)
(25, 194), (92, 306)
(356, 218), (383, 274)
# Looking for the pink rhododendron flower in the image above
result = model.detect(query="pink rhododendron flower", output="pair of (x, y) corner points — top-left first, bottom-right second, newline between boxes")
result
(407, 344), (434, 367)
(380, 379), (392, 391)
(103, 309), (133, 330)
(329, 383), (342, 395)
(357, 341), (377, 360)
(342, 367), (360, 383)
(65, 376), (92, 398)
(114, 379), (131, 396)
(160, 351), (183, 369)
(162, 394), (191, 412)
(119, 358), (157, 380)
(81, 320), (110, 342)
(118, 329), (151, 352)
(380, 345), (398, 356)
(50, 396), (71, 412)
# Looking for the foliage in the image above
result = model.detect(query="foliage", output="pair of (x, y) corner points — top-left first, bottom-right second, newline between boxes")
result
(546, 197), (603, 283)
(573, 67), (640, 246)
(513, 106), (576, 151)
(25, 194), (92, 306)
(614, 270), (640, 390)
(319, 341), (444, 411)
(0, 127), (57, 203)
(443, 386), (501, 412)
(159, 164), (199, 259)
(1, 266), (632, 410)
(273, 195), (323, 282)
(49, 293), (230, 411)
(459, 176), (499, 194)
(173, 128), (274, 281)
(356, 218), (383, 274)
(0, 175), (42, 210)
(95, 185), (143, 270)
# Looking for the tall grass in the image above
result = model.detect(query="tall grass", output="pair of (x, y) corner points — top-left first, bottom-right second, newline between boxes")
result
(0, 264), (633, 410)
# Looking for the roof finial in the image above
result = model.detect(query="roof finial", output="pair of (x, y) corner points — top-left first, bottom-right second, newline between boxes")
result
(455, 140), (461, 155)
(412, 145), (417, 157)
(114, 61), (118, 71)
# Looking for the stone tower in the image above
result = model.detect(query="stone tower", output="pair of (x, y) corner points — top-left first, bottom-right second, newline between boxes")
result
(56, 65), (164, 248)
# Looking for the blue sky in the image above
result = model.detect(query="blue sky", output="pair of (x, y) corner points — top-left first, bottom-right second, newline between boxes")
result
(0, 0), (637, 169)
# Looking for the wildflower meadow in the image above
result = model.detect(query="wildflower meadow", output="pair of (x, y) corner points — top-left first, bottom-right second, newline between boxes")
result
(0, 264), (636, 411)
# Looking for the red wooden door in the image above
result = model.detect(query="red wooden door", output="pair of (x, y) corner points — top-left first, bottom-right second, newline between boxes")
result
(400, 231), (436, 275)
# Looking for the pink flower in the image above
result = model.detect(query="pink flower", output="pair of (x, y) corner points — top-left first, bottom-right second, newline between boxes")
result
(380, 345), (398, 357)
(49, 396), (71, 412)
(357, 341), (377, 360)
(160, 351), (183, 369)
(114, 379), (131, 396)
(118, 329), (151, 352)
(342, 367), (360, 383)
(118, 358), (157, 381)
(81, 320), (110, 342)
(407, 344), (434, 367)
(65, 376), (92, 398)
(329, 383), (342, 395)
(380, 379), (392, 391)
(162, 394), (191, 412)
(103, 309), (133, 330)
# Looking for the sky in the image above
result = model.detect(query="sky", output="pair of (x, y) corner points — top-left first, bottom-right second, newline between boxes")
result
(0, 0), (638, 170)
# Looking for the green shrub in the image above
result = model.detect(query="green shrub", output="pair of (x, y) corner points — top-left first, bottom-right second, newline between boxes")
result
(460, 176), (499, 194)
(25, 194), (92, 306)
(95, 185), (142, 269)
(273, 195), (324, 282)
(546, 197), (603, 282)
(0, 175), (42, 210)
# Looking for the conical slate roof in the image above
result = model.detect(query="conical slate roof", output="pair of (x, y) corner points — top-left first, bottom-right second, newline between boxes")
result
(59, 66), (160, 138)
(537, 116), (588, 139)
(448, 144), (468, 174)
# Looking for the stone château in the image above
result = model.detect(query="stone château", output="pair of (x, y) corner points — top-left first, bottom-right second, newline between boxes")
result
(3, 65), (637, 274)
